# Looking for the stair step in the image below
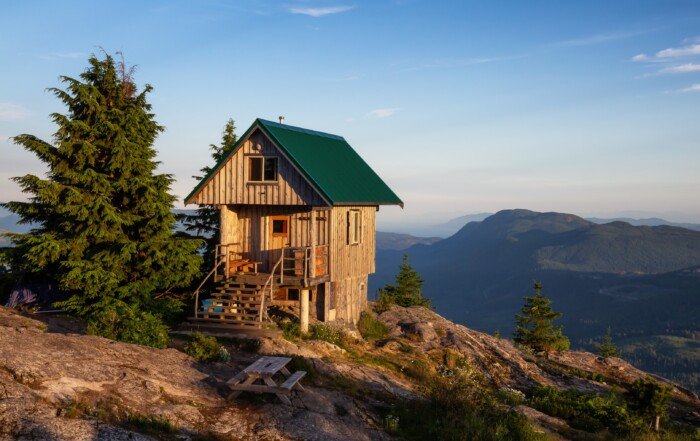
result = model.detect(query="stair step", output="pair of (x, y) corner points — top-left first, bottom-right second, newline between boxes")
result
(190, 317), (262, 326)
(200, 313), (260, 321)
(201, 305), (260, 313)
(214, 291), (260, 297)
(212, 296), (262, 304)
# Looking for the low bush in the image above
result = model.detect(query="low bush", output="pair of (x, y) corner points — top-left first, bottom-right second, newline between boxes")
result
(392, 374), (547, 441)
(87, 306), (170, 349)
(184, 332), (230, 362)
(530, 386), (645, 435)
(308, 323), (344, 346)
(278, 321), (302, 341)
(357, 311), (389, 341)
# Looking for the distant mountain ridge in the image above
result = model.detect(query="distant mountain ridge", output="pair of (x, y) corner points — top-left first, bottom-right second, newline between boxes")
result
(376, 232), (441, 250)
(371, 209), (700, 391)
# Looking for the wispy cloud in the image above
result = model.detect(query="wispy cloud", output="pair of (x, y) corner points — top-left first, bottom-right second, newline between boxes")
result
(554, 30), (646, 47)
(366, 108), (400, 118)
(0, 103), (30, 121)
(397, 54), (527, 73)
(289, 5), (354, 17)
(637, 62), (700, 78)
(632, 42), (700, 62)
(39, 51), (86, 60)
(660, 63), (700, 74)
(678, 83), (700, 93)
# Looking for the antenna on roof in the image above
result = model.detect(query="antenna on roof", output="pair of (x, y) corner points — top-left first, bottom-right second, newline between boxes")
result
(278, 116), (285, 124)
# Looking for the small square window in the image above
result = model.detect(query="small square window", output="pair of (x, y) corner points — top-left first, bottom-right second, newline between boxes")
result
(272, 219), (288, 236)
(248, 157), (277, 182)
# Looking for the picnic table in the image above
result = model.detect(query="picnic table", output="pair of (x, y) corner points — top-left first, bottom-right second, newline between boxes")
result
(227, 356), (306, 405)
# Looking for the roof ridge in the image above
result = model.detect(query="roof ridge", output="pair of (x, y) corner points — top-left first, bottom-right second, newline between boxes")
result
(257, 118), (345, 141)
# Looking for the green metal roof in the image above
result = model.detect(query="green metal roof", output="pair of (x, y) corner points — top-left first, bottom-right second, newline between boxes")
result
(185, 118), (403, 207)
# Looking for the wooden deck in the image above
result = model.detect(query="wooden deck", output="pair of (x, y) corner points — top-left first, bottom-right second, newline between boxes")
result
(225, 271), (330, 287)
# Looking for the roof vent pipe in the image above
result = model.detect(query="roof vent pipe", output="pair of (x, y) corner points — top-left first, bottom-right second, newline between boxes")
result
(279, 116), (285, 124)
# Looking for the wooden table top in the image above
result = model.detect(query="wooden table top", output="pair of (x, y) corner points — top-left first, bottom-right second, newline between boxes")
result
(243, 356), (292, 376)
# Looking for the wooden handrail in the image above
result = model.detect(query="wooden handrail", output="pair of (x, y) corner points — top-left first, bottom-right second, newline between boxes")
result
(260, 249), (285, 322)
(192, 257), (227, 318)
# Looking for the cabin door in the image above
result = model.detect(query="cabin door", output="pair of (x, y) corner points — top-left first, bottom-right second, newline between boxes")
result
(268, 215), (290, 270)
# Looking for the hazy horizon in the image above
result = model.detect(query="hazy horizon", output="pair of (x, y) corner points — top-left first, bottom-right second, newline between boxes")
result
(2, 1), (699, 228)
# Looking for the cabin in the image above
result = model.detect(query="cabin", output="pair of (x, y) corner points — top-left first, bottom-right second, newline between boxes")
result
(184, 118), (402, 333)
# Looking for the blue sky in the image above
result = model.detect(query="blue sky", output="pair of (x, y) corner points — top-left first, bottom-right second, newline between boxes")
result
(1, 0), (700, 232)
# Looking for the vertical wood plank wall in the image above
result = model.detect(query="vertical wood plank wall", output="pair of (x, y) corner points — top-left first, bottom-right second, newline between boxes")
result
(329, 206), (376, 280)
(192, 129), (326, 206)
(328, 206), (376, 323)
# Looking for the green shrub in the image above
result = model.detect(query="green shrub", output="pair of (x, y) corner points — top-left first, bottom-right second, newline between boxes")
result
(530, 386), (645, 435)
(279, 321), (302, 341)
(184, 332), (230, 362)
(87, 306), (170, 349)
(308, 323), (344, 345)
(357, 311), (389, 341)
(393, 375), (547, 441)
(625, 378), (673, 432)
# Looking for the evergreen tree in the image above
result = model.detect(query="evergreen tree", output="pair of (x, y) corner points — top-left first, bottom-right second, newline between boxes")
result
(180, 119), (237, 268)
(377, 254), (431, 309)
(513, 282), (570, 354)
(625, 377), (673, 432)
(1, 53), (202, 346)
(597, 326), (620, 358)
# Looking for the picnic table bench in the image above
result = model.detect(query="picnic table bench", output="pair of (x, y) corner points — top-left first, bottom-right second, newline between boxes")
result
(227, 356), (306, 405)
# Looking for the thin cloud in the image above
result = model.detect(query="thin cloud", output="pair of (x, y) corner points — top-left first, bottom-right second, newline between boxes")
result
(678, 83), (700, 93)
(0, 103), (30, 121)
(289, 5), (354, 17)
(366, 108), (400, 118)
(660, 63), (700, 74)
(632, 42), (700, 62)
(637, 63), (700, 78)
(555, 30), (647, 47)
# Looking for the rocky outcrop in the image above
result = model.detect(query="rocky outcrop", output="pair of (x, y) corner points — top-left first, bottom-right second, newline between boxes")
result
(0, 308), (391, 441)
(0, 305), (698, 440)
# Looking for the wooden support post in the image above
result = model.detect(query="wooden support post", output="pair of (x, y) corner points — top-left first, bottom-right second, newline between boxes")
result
(300, 289), (310, 334)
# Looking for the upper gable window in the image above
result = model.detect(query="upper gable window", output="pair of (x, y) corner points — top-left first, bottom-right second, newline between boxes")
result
(248, 157), (278, 182)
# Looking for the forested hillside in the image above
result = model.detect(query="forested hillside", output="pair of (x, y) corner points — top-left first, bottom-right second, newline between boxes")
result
(372, 209), (700, 392)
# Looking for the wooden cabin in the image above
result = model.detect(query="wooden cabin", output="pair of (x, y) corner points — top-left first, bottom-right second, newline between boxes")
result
(185, 118), (402, 333)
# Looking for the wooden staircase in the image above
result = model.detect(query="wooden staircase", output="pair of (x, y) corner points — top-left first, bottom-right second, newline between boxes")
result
(188, 281), (265, 329)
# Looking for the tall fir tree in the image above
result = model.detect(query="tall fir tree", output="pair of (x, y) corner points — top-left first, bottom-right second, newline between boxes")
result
(180, 119), (237, 268)
(597, 326), (620, 358)
(2, 53), (202, 345)
(513, 282), (570, 354)
(377, 254), (431, 309)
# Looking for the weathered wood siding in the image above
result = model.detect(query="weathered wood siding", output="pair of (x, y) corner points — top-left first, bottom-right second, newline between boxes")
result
(329, 206), (376, 281)
(191, 129), (326, 206)
(331, 275), (369, 323)
(220, 205), (330, 272)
